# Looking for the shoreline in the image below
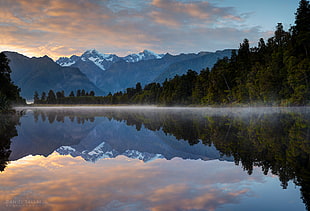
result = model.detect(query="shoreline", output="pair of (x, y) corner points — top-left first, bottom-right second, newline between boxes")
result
(13, 105), (310, 115)
(14, 103), (310, 109)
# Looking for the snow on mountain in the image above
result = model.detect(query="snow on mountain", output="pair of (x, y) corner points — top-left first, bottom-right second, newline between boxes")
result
(56, 55), (79, 66)
(56, 49), (164, 69)
(56, 49), (120, 71)
(56, 141), (165, 163)
(123, 150), (164, 162)
(123, 50), (164, 62)
(80, 49), (120, 71)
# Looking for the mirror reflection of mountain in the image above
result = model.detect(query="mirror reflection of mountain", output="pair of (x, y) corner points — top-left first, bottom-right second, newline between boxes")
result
(11, 108), (233, 163)
(10, 109), (97, 161)
(11, 107), (310, 209)
(0, 113), (21, 172)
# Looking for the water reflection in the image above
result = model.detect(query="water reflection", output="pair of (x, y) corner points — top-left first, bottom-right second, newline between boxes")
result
(11, 108), (233, 163)
(0, 153), (303, 211)
(0, 113), (20, 172)
(93, 107), (310, 210)
(2, 106), (310, 210)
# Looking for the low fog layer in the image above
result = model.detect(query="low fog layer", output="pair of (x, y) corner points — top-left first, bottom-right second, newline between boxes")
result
(14, 106), (310, 117)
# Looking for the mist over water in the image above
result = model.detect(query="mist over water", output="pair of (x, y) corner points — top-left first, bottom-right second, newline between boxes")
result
(15, 105), (310, 114)
(1, 106), (309, 210)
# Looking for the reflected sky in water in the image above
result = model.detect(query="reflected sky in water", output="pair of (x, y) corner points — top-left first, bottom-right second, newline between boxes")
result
(0, 106), (309, 211)
(0, 153), (303, 211)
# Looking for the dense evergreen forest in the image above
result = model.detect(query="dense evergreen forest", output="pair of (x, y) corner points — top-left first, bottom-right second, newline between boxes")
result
(0, 53), (25, 111)
(33, 89), (96, 104)
(35, 0), (309, 106)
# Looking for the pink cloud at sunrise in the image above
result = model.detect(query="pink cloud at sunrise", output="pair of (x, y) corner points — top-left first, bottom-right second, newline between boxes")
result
(0, 153), (267, 211)
(0, 0), (298, 60)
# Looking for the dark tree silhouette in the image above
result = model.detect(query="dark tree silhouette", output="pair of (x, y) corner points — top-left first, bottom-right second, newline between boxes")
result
(0, 52), (24, 110)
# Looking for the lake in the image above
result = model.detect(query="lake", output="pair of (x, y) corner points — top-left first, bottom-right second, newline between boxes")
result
(0, 106), (309, 211)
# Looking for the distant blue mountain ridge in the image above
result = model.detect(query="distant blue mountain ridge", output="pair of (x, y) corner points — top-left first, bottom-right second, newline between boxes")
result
(4, 49), (233, 99)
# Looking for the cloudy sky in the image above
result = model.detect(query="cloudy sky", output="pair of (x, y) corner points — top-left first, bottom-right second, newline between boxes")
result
(0, 0), (299, 60)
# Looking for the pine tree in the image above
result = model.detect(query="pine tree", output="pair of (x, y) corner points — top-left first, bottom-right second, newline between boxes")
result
(89, 91), (95, 96)
(286, 0), (310, 104)
(41, 92), (46, 103)
(34, 91), (40, 104)
(56, 91), (65, 104)
(0, 52), (24, 110)
(69, 91), (75, 97)
(135, 83), (142, 94)
(81, 89), (86, 96)
(292, 0), (310, 57)
(47, 90), (56, 104)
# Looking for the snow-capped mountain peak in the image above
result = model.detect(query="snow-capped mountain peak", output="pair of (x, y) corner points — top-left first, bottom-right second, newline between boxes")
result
(56, 49), (121, 71)
(56, 55), (79, 67)
(56, 142), (165, 163)
(79, 49), (120, 71)
(142, 49), (163, 59)
(56, 49), (164, 69)
(81, 49), (114, 60)
(123, 49), (164, 62)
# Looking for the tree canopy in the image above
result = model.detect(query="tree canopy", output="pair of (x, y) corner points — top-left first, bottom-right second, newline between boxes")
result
(0, 52), (25, 111)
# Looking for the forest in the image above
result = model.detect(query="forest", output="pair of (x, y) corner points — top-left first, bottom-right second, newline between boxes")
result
(33, 1), (310, 106)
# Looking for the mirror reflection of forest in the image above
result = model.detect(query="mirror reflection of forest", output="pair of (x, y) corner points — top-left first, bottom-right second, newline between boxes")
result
(6, 107), (310, 210)
(0, 113), (21, 172)
(29, 108), (310, 210)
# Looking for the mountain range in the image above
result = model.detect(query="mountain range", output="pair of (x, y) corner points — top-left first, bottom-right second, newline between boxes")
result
(4, 49), (233, 100)
(4, 51), (104, 99)
(56, 49), (233, 94)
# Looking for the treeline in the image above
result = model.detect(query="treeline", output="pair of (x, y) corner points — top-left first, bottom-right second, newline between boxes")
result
(32, 110), (95, 124)
(34, 89), (96, 104)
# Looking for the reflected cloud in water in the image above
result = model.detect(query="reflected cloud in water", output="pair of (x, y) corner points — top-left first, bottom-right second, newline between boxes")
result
(1, 152), (301, 211)
(1, 106), (309, 210)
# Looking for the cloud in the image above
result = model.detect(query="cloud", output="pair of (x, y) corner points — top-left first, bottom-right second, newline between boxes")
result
(0, 0), (266, 59)
(150, 0), (243, 27)
(0, 154), (266, 210)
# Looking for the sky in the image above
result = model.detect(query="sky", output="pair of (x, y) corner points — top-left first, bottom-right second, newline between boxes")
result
(0, 0), (300, 60)
(1, 153), (296, 211)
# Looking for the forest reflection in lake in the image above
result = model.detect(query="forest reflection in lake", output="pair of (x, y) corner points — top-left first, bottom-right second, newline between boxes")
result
(0, 106), (309, 211)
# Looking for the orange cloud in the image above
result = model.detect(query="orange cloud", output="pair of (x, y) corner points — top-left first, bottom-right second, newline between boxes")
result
(150, 0), (241, 25)
(0, 0), (263, 59)
(0, 153), (268, 210)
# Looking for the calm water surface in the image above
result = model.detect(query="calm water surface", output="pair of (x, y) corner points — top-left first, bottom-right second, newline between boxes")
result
(0, 106), (309, 211)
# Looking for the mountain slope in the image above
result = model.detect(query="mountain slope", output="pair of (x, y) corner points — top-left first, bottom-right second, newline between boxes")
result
(123, 50), (164, 62)
(55, 49), (232, 94)
(154, 49), (233, 83)
(96, 55), (179, 93)
(4, 51), (104, 99)
(97, 50), (233, 93)
(56, 49), (164, 87)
